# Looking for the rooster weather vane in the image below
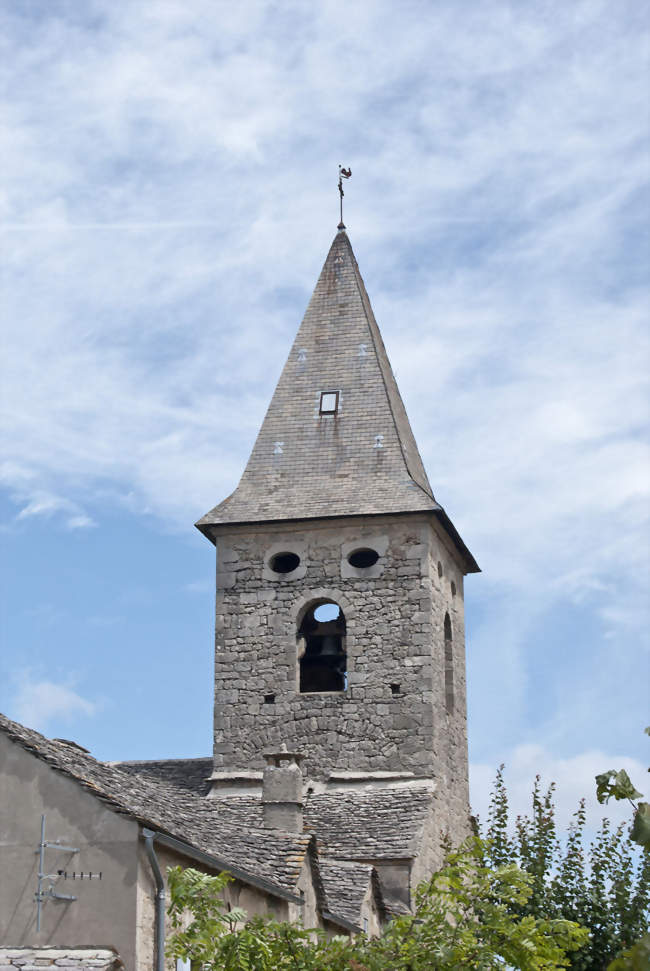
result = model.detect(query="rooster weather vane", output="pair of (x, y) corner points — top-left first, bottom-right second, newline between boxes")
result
(338, 165), (352, 228)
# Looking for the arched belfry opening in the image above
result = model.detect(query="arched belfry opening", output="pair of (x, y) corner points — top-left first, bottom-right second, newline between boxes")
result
(298, 601), (347, 693)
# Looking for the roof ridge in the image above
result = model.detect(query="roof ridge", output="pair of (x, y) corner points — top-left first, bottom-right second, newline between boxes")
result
(111, 756), (211, 765)
(343, 233), (434, 501)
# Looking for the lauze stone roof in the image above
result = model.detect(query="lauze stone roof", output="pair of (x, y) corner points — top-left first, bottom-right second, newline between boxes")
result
(114, 756), (213, 796)
(0, 714), (309, 898)
(202, 788), (435, 862)
(114, 762), (436, 863)
(1, 714), (429, 927)
(0, 948), (123, 969)
(318, 860), (386, 926)
(197, 229), (439, 530)
(304, 786), (435, 860)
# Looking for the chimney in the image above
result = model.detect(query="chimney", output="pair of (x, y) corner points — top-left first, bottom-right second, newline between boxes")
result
(262, 747), (304, 832)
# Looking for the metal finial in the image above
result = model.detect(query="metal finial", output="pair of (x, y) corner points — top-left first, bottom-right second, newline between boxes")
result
(338, 165), (352, 229)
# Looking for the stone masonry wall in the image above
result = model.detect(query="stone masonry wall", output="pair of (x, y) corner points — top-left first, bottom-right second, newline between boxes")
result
(426, 539), (471, 852)
(211, 512), (469, 790)
(0, 949), (122, 969)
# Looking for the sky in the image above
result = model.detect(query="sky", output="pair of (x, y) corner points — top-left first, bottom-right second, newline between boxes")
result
(1, 0), (648, 835)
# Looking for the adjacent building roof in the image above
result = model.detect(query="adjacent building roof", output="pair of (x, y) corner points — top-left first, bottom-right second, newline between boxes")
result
(319, 860), (385, 926)
(116, 759), (435, 862)
(145, 784), (434, 863)
(196, 229), (476, 572)
(0, 714), (308, 899)
(114, 756), (213, 796)
(1, 714), (405, 928)
(1, 711), (438, 928)
(304, 787), (435, 860)
(0, 948), (123, 970)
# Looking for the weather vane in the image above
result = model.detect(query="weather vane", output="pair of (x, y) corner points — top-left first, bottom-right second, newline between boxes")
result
(338, 164), (352, 228)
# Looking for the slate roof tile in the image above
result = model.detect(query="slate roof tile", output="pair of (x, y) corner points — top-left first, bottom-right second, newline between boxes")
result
(2, 714), (434, 918)
(114, 757), (213, 796)
(304, 787), (435, 860)
(0, 714), (307, 896)
(208, 786), (434, 860)
(197, 230), (438, 528)
(319, 859), (386, 926)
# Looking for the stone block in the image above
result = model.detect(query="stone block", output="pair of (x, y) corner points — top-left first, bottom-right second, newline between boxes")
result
(217, 571), (237, 588)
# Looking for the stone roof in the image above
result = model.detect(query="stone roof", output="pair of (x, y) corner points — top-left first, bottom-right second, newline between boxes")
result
(114, 757), (213, 796)
(110, 760), (434, 863)
(198, 230), (440, 527)
(319, 859), (386, 926)
(1, 714), (438, 926)
(207, 786), (434, 861)
(0, 714), (308, 899)
(304, 787), (435, 860)
(381, 895), (413, 918)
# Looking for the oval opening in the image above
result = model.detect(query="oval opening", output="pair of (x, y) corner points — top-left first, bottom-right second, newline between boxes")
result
(348, 548), (380, 569)
(270, 552), (301, 574)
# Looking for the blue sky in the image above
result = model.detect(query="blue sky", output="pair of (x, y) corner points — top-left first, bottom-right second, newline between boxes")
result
(1, 0), (648, 831)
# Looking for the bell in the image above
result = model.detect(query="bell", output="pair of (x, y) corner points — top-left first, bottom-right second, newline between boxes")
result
(320, 635), (340, 656)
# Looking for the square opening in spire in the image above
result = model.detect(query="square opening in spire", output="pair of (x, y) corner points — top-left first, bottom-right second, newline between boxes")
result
(319, 391), (339, 415)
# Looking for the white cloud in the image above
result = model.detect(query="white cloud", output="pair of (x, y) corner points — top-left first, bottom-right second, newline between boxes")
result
(10, 673), (97, 734)
(67, 514), (96, 530)
(12, 490), (96, 530)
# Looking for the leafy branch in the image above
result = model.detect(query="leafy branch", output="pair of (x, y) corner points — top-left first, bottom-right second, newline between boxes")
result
(596, 727), (650, 853)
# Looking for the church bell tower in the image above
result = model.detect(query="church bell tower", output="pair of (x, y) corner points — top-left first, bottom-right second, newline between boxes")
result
(197, 226), (478, 828)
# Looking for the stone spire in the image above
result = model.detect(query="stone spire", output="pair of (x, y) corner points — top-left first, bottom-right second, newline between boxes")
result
(197, 229), (476, 570)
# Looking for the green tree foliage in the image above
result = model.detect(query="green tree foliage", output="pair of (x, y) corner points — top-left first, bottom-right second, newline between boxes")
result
(595, 727), (650, 853)
(479, 767), (650, 970)
(606, 933), (650, 971)
(593, 727), (650, 969)
(167, 838), (587, 970)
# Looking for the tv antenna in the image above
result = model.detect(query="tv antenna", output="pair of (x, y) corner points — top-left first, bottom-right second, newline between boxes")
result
(34, 814), (102, 930)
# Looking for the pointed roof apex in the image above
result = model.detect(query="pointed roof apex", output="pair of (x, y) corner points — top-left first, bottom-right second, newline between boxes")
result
(198, 230), (478, 572)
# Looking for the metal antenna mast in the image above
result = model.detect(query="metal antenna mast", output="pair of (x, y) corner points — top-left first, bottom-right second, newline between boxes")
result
(338, 165), (352, 228)
(34, 814), (103, 931)
(35, 814), (78, 930)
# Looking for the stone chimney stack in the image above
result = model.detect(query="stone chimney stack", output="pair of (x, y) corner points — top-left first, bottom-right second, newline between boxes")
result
(262, 748), (304, 832)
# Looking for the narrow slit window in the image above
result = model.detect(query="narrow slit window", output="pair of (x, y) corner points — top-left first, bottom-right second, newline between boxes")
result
(319, 391), (339, 415)
(444, 612), (454, 714)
